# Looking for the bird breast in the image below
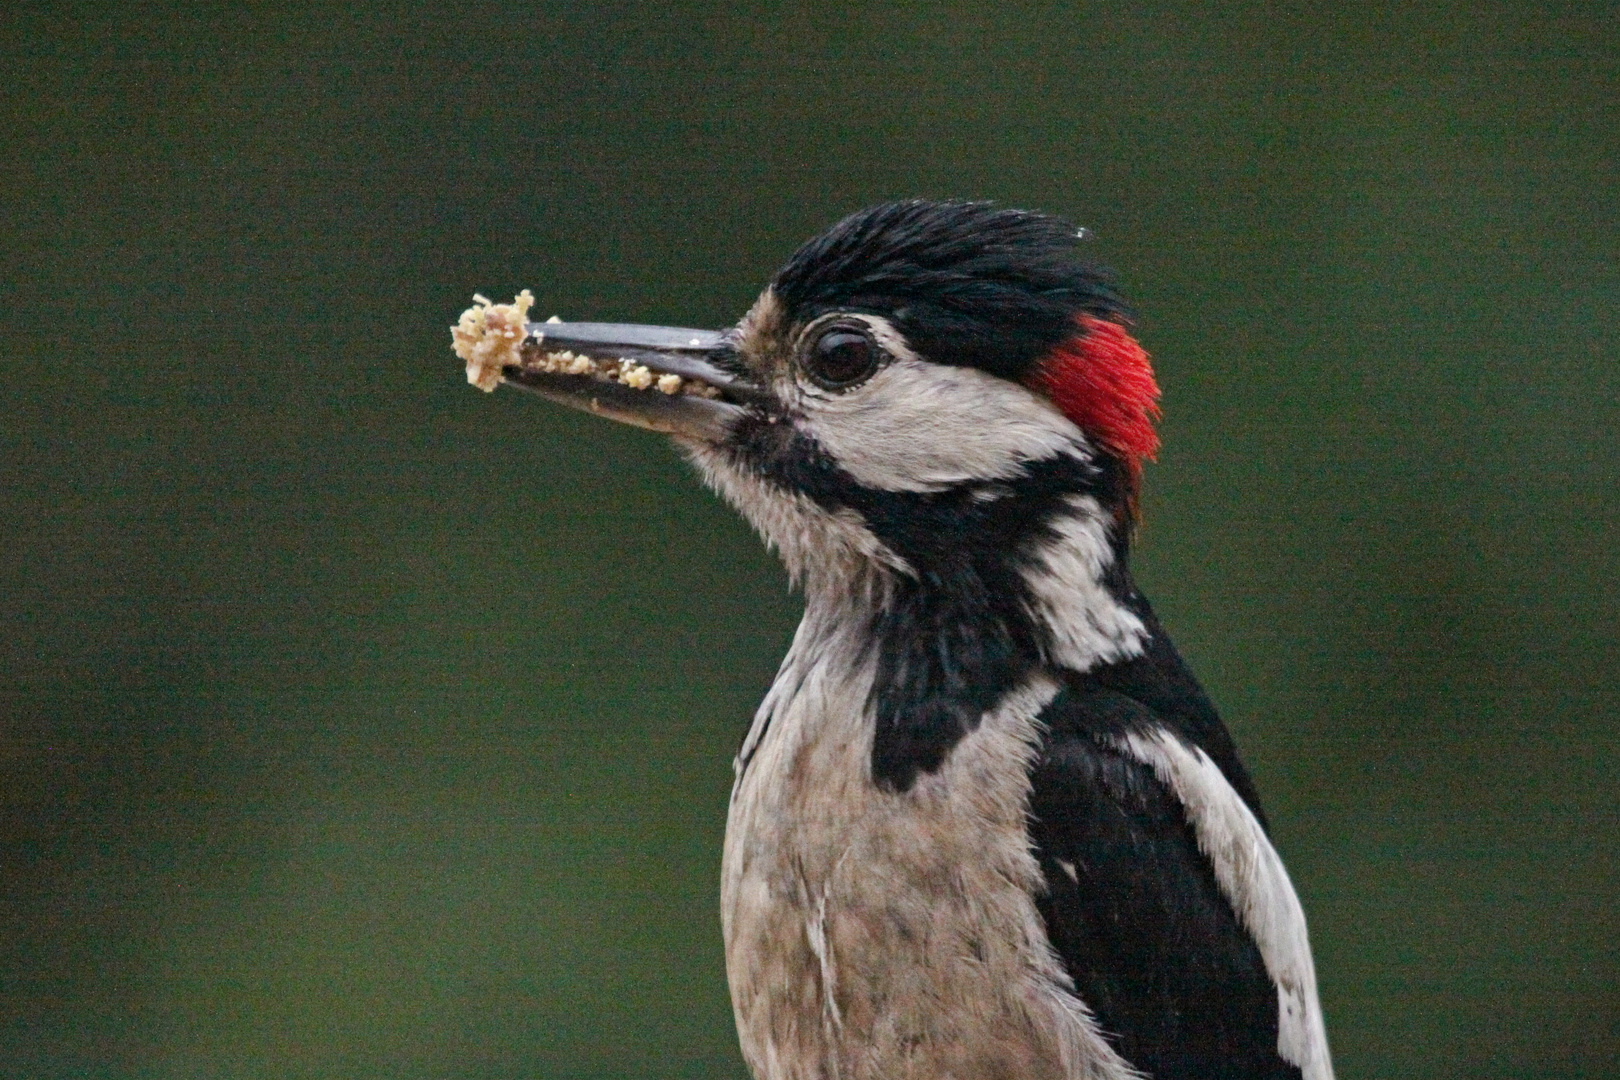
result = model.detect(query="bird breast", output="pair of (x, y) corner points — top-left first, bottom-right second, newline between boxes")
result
(720, 624), (1134, 1080)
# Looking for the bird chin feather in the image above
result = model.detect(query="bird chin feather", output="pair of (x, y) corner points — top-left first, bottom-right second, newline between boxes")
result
(680, 439), (908, 604)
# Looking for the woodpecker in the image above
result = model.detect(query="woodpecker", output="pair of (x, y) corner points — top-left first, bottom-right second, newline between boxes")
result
(480, 201), (1333, 1080)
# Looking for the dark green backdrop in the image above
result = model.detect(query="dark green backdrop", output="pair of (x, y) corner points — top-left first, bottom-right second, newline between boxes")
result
(4, 4), (1616, 1077)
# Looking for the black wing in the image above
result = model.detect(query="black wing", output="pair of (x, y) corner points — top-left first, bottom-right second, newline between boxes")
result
(1028, 684), (1302, 1079)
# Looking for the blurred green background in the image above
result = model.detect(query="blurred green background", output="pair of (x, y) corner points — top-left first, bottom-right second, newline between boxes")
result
(3, 3), (1616, 1077)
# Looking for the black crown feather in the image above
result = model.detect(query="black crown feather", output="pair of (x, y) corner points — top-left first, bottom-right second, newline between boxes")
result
(771, 200), (1130, 380)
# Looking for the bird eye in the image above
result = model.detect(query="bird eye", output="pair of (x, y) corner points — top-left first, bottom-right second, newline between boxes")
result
(805, 329), (880, 389)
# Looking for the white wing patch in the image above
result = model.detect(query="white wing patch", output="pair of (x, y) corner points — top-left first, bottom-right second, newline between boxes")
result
(1117, 730), (1334, 1080)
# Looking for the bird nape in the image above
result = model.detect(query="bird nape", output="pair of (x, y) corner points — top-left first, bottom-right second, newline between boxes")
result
(456, 200), (1333, 1080)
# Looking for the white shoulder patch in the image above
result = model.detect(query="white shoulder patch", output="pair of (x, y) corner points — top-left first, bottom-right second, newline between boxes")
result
(1116, 729), (1334, 1080)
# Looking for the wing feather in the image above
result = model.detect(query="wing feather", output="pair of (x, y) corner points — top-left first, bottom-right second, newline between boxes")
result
(1029, 685), (1328, 1078)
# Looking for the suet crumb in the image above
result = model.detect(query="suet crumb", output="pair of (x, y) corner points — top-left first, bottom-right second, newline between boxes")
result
(452, 290), (534, 392)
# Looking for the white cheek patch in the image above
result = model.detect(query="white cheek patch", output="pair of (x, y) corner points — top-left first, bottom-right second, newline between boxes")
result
(798, 317), (1088, 493)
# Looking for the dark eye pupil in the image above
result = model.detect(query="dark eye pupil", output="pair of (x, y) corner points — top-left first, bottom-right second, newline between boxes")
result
(810, 331), (876, 387)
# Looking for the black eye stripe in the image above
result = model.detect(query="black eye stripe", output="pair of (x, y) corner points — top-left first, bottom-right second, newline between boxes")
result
(805, 327), (881, 390)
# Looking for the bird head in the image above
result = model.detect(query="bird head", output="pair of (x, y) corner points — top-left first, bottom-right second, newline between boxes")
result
(503, 200), (1161, 597)
(496, 202), (1162, 786)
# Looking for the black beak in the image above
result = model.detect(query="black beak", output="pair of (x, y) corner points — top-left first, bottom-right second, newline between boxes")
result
(498, 321), (764, 442)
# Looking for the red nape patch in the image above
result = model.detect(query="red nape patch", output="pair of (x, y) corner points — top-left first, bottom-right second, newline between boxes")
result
(1027, 315), (1162, 478)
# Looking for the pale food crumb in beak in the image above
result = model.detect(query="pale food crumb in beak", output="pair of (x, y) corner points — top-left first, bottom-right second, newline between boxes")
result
(452, 290), (534, 392)
(618, 361), (655, 390)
